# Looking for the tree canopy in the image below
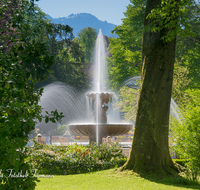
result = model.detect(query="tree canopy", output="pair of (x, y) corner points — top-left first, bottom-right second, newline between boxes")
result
(35, 23), (89, 91)
(21, 5), (90, 91)
(77, 27), (97, 63)
(108, 0), (145, 90)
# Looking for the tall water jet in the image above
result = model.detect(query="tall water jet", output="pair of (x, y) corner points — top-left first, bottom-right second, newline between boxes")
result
(94, 29), (106, 143)
(69, 30), (132, 143)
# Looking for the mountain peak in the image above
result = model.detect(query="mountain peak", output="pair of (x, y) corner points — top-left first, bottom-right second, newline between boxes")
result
(68, 13), (97, 18)
(67, 13), (77, 18)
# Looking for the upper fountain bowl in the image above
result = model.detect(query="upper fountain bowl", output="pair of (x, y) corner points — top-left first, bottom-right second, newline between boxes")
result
(86, 92), (114, 104)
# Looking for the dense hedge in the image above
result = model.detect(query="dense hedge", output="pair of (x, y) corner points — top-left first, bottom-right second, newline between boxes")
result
(26, 143), (127, 175)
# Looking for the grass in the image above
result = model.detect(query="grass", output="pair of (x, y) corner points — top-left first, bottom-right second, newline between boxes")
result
(35, 169), (200, 190)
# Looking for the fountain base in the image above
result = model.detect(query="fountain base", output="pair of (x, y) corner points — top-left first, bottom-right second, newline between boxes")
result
(68, 123), (132, 144)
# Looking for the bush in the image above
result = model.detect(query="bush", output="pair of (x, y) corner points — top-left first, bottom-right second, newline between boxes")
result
(27, 143), (127, 175)
(170, 95), (200, 182)
(173, 159), (190, 167)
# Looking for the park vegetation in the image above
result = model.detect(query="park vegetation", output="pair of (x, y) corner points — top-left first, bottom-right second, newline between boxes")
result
(1, 0), (200, 189)
(0, 0), (63, 189)
(0, 0), (115, 189)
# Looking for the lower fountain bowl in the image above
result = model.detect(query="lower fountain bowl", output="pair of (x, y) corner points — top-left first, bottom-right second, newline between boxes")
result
(68, 123), (133, 140)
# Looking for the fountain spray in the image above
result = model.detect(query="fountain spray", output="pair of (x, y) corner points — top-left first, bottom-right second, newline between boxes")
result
(68, 30), (132, 144)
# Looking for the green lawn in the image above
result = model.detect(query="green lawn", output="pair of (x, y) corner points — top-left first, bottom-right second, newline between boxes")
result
(35, 169), (200, 190)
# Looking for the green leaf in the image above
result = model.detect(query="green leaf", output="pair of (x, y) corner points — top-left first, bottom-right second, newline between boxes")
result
(45, 117), (49, 123)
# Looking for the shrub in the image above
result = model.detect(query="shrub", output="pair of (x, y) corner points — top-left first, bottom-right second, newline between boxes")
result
(27, 143), (127, 175)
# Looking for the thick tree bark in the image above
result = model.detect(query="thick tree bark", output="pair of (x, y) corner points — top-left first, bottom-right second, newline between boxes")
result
(121, 0), (178, 174)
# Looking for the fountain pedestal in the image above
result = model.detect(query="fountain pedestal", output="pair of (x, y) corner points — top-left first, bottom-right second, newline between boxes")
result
(87, 92), (112, 124)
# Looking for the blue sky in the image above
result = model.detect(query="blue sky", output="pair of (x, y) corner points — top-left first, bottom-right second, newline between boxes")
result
(35, 0), (131, 25)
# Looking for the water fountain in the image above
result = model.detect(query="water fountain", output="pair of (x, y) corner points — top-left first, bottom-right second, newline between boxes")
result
(68, 30), (132, 143)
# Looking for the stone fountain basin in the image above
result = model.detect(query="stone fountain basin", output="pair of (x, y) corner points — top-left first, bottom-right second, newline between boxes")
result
(68, 123), (133, 137)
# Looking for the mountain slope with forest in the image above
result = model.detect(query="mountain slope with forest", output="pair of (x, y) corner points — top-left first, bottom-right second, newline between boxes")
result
(46, 13), (116, 37)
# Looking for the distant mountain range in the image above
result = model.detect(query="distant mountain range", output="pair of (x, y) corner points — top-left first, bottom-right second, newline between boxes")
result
(46, 13), (117, 37)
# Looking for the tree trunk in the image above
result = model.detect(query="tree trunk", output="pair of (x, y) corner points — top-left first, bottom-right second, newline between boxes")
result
(121, 0), (178, 174)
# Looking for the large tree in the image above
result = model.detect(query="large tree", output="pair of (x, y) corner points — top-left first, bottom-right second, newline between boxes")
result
(121, 0), (181, 174)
